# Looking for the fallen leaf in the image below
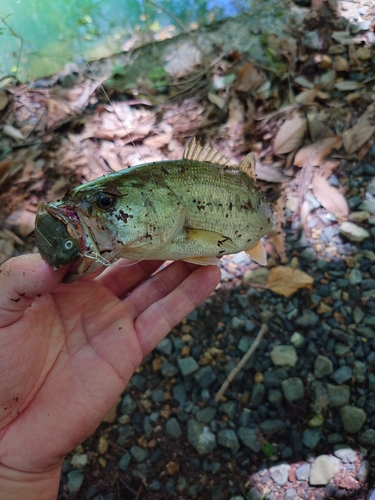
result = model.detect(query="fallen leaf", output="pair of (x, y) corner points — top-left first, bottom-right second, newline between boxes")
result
(6, 209), (36, 237)
(0, 90), (9, 111)
(295, 87), (319, 105)
(2, 124), (25, 141)
(235, 61), (265, 94)
(266, 266), (314, 297)
(312, 174), (349, 218)
(335, 81), (363, 91)
(294, 136), (342, 168)
(269, 196), (286, 260)
(207, 91), (227, 110)
(273, 113), (307, 155)
(342, 105), (375, 155)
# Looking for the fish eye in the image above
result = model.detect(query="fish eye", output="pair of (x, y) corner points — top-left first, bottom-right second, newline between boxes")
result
(95, 192), (116, 210)
(65, 240), (74, 250)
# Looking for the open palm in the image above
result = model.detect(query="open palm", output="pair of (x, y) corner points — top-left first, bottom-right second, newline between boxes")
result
(0, 254), (220, 497)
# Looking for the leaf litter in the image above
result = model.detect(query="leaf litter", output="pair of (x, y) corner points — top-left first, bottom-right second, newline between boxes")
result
(0, 2), (374, 298)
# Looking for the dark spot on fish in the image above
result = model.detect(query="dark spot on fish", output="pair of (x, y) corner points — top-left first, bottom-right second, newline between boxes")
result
(197, 205), (205, 211)
(161, 166), (169, 174)
(217, 237), (230, 247)
(229, 202), (233, 211)
(207, 202), (212, 206)
(116, 210), (133, 224)
(144, 198), (151, 207)
(145, 232), (152, 240)
(218, 250), (225, 254)
(87, 205), (93, 216)
(235, 230), (239, 234)
(247, 239), (251, 243)
(180, 165), (186, 173)
(225, 213), (229, 218)
(116, 240), (124, 244)
(238, 234), (242, 238)
(193, 199), (196, 203)
(10, 298), (21, 303)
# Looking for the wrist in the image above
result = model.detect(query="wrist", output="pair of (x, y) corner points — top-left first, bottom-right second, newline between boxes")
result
(0, 463), (61, 500)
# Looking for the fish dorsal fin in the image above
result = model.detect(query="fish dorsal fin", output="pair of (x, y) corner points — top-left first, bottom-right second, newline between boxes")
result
(183, 138), (230, 166)
(237, 153), (256, 180)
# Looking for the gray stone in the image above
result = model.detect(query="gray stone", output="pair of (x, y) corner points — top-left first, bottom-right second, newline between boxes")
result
(251, 383), (265, 407)
(156, 337), (173, 355)
(196, 406), (216, 424)
(281, 377), (304, 402)
(302, 428), (322, 449)
(218, 429), (240, 454)
(238, 336), (251, 353)
(353, 306), (365, 324)
(161, 362), (179, 378)
(270, 345), (297, 367)
(359, 200), (375, 215)
(327, 384), (350, 408)
(259, 419), (285, 436)
(356, 325), (375, 339)
(130, 445), (149, 463)
(67, 470), (85, 495)
(118, 452), (132, 471)
(331, 366), (352, 385)
(260, 310), (273, 323)
(178, 356), (199, 376)
(352, 361), (367, 383)
(309, 455), (340, 486)
(348, 268), (363, 286)
(285, 489), (297, 500)
(166, 417), (182, 438)
(267, 388), (283, 409)
(333, 445), (357, 463)
(313, 382), (329, 413)
(187, 418), (217, 454)
(290, 332), (305, 348)
(357, 460), (370, 482)
(231, 317), (245, 330)
(295, 310), (319, 327)
(359, 429), (375, 446)
(172, 382), (187, 405)
(70, 453), (88, 468)
(269, 463), (290, 486)
(131, 374), (147, 391)
(314, 355), (334, 378)
(327, 433), (344, 444)
(236, 294), (249, 309)
(194, 365), (216, 388)
(238, 427), (263, 452)
(246, 487), (263, 500)
(219, 400), (238, 419)
(296, 463), (310, 481)
(339, 405), (367, 433)
(151, 389), (166, 403)
(340, 221), (370, 242)
(121, 394), (137, 415)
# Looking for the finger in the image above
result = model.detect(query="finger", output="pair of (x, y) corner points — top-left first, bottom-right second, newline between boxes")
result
(0, 254), (68, 327)
(96, 259), (164, 297)
(125, 261), (195, 317)
(135, 265), (220, 356)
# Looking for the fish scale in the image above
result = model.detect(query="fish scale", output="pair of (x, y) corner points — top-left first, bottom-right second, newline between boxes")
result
(35, 140), (275, 282)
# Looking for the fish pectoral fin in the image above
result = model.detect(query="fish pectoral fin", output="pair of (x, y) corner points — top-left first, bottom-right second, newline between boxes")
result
(245, 240), (267, 265)
(237, 152), (256, 180)
(186, 228), (239, 252)
(182, 256), (222, 266)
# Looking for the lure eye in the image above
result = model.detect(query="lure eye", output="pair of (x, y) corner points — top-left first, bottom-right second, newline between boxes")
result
(95, 192), (116, 210)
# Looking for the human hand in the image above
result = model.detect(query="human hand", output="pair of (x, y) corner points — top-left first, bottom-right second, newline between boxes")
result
(0, 254), (220, 499)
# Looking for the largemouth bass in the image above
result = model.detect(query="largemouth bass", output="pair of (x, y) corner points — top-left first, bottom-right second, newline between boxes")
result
(35, 139), (275, 282)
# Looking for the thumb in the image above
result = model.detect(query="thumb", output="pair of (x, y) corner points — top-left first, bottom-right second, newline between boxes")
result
(0, 253), (68, 327)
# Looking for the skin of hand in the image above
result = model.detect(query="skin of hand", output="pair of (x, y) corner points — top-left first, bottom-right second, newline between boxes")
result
(0, 254), (220, 500)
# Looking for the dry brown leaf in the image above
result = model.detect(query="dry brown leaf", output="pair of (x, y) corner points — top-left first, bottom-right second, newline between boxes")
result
(273, 113), (307, 155)
(294, 136), (342, 168)
(269, 196), (286, 260)
(6, 209), (36, 237)
(2, 124), (25, 141)
(235, 61), (265, 94)
(266, 266), (314, 297)
(295, 87), (319, 105)
(335, 80), (363, 91)
(207, 91), (227, 110)
(0, 90), (9, 111)
(312, 173), (349, 219)
(342, 104), (375, 155)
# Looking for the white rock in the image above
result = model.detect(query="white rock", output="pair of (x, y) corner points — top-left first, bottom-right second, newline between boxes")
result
(340, 221), (370, 242)
(309, 455), (340, 485)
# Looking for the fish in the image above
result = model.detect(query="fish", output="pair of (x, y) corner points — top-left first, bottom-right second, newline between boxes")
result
(35, 139), (276, 283)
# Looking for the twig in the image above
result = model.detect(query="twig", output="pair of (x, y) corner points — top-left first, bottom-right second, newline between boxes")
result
(215, 323), (268, 402)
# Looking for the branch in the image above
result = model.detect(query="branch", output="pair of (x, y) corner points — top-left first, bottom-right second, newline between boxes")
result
(215, 323), (268, 402)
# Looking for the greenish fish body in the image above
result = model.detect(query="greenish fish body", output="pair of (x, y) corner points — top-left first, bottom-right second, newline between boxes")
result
(35, 140), (275, 282)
